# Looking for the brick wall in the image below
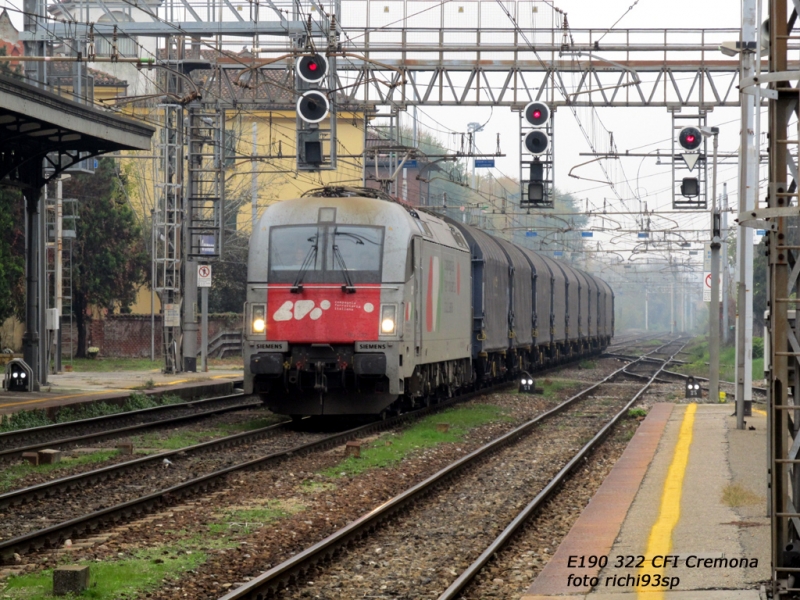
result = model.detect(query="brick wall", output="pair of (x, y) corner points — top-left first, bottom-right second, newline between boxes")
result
(74, 313), (242, 358)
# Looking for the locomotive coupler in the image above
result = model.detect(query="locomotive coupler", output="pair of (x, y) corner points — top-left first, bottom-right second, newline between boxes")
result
(313, 361), (328, 393)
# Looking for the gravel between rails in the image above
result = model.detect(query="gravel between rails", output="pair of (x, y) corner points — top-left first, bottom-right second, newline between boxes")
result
(1, 407), (285, 493)
(10, 381), (577, 594)
(272, 383), (639, 600)
(459, 417), (639, 599)
(0, 427), (327, 542)
(0, 394), (254, 453)
(2, 358), (644, 597)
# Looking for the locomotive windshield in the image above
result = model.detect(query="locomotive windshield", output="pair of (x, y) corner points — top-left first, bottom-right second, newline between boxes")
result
(268, 224), (384, 283)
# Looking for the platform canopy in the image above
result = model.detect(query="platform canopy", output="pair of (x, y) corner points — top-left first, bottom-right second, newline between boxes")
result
(0, 74), (154, 189)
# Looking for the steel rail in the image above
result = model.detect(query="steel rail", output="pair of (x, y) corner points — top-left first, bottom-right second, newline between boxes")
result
(0, 395), (261, 460)
(217, 345), (672, 600)
(0, 378), (522, 563)
(0, 344), (620, 562)
(436, 341), (688, 600)
(660, 368), (768, 398)
(0, 383), (244, 448)
(0, 418), (293, 510)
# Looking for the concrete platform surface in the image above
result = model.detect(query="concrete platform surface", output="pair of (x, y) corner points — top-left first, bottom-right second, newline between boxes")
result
(523, 402), (768, 600)
(0, 368), (243, 414)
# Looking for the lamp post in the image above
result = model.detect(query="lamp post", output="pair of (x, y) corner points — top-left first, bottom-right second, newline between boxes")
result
(467, 121), (484, 190)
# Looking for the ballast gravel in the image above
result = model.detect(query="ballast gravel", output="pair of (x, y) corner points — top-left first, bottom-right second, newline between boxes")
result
(3, 357), (671, 600)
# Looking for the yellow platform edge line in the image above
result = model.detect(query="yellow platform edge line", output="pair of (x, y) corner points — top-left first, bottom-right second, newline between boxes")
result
(0, 390), (130, 409)
(637, 402), (698, 599)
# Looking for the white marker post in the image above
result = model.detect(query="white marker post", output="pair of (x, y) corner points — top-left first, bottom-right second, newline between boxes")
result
(197, 264), (212, 372)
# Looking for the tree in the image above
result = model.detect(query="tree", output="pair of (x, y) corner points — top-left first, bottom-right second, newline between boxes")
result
(0, 46), (22, 79)
(208, 231), (248, 313)
(62, 158), (149, 356)
(0, 187), (24, 345)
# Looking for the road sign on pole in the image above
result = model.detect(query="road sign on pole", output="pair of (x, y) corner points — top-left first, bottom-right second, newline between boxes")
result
(703, 271), (720, 302)
(198, 265), (212, 288)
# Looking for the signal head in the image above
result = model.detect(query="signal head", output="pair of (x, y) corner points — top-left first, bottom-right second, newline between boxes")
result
(678, 127), (702, 151)
(297, 90), (330, 124)
(524, 130), (550, 155)
(523, 102), (550, 127)
(296, 54), (328, 84)
(680, 177), (700, 198)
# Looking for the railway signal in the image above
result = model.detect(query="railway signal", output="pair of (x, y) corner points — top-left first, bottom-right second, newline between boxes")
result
(520, 102), (553, 208)
(672, 116), (708, 209)
(528, 160), (545, 204)
(523, 101), (550, 156)
(680, 177), (699, 198)
(3, 359), (33, 392)
(295, 52), (333, 170)
(678, 127), (703, 151)
(678, 127), (701, 199)
(296, 54), (328, 84)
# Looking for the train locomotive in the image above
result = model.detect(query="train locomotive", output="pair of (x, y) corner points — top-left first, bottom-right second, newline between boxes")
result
(243, 187), (613, 417)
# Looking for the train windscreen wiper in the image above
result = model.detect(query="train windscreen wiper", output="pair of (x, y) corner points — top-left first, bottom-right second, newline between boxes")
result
(290, 236), (318, 293)
(332, 230), (357, 293)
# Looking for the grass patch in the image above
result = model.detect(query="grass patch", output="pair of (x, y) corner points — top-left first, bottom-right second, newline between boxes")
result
(65, 358), (163, 373)
(0, 393), (186, 434)
(678, 338), (764, 383)
(65, 357), (242, 373)
(322, 404), (511, 478)
(0, 450), (120, 492)
(721, 482), (763, 508)
(627, 407), (648, 419)
(616, 428), (636, 443)
(578, 360), (597, 370)
(130, 430), (219, 451)
(208, 499), (305, 536)
(130, 415), (285, 451)
(538, 378), (583, 399)
(301, 481), (337, 494)
(1, 547), (205, 599)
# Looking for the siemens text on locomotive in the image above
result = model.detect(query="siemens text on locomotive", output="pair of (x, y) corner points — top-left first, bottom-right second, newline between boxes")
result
(244, 187), (614, 417)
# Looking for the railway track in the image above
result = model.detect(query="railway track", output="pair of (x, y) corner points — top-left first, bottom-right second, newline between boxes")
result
(0, 386), (259, 459)
(215, 340), (684, 600)
(0, 377), (516, 562)
(0, 345), (625, 564)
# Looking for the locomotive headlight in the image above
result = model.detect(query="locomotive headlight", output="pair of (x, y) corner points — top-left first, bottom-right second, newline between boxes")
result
(251, 304), (267, 334)
(380, 304), (397, 335)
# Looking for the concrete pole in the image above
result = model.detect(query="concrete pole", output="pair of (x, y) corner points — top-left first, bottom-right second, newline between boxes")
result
(201, 285), (208, 372)
(722, 182), (730, 344)
(150, 209), (155, 361)
(645, 292), (649, 331)
(671, 278), (675, 335)
(735, 0), (757, 428)
(55, 177), (63, 373)
(183, 106), (199, 373)
(709, 130), (721, 405)
(22, 187), (40, 390)
(39, 184), (47, 385)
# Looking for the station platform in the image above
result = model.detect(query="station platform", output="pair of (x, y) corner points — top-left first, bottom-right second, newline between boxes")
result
(0, 367), (244, 415)
(523, 402), (768, 600)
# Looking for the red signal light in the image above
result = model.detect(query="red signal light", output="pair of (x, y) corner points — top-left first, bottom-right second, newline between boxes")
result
(309, 62), (318, 71)
(533, 110), (541, 119)
(686, 134), (695, 144)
